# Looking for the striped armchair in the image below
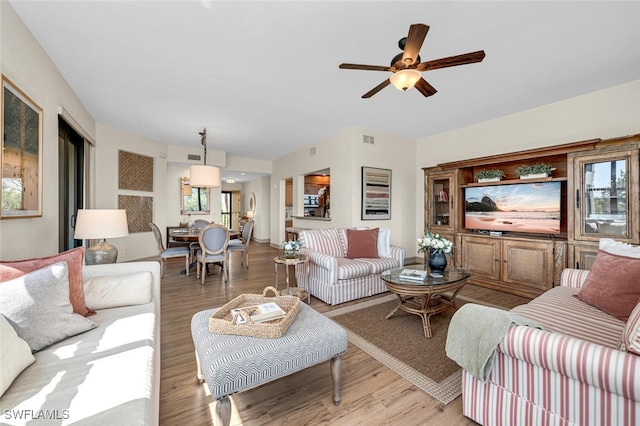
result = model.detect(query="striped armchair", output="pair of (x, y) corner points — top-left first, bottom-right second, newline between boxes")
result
(295, 228), (405, 305)
(461, 268), (640, 425)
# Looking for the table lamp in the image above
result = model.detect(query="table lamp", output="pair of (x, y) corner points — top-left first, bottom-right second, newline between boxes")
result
(74, 209), (129, 265)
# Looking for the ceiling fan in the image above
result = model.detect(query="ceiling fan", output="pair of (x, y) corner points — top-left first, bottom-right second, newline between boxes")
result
(339, 23), (485, 98)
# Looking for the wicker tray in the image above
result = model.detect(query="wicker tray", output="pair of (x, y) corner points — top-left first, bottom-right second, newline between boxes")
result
(208, 286), (300, 338)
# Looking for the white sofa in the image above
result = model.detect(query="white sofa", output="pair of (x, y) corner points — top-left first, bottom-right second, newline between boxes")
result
(0, 261), (161, 425)
(295, 228), (405, 305)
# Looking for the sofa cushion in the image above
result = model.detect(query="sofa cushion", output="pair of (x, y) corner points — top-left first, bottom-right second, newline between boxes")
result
(84, 271), (153, 310)
(358, 256), (400, 274)
(577, 250), (640, 321)
(512, 285), (625, 348)
(336, 258), (373, 280)
(620, 302), (640, 355)
(346, 228), (379, 259)
(0, 314), (35, 397)
(0, 262), (97, 352)
(299, 229), (346, 258)
(0, 247), (94, 317)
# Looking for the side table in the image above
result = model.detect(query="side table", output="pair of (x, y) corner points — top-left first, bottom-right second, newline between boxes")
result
(274, 255), (309, 302)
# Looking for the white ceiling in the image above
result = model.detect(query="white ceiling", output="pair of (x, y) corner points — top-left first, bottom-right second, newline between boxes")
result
(9, 1), (640, 179)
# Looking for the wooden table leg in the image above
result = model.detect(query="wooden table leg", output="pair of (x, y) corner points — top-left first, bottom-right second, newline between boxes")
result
(214, 396), (231, 426)
(330, 355), (342, 406)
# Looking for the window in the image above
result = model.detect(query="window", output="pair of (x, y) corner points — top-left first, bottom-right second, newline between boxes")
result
(180, 177), (210, 215)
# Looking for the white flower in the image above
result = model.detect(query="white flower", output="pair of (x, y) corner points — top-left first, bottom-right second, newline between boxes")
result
(417, 231), (453, 256)
(281, 240), (300, 251)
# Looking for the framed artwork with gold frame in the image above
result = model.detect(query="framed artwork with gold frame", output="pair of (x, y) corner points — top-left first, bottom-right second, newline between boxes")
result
(1, 75), (43, 218)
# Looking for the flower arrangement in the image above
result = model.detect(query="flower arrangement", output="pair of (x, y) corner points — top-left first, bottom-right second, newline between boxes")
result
(281, 240), (301, 258)
(281, 240), (301, 251)
(516, 163), (554, 177)
(417, 232), (453, 256)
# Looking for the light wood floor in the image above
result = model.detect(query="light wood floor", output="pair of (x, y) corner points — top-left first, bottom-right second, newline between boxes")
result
(158, 242), (531, 425)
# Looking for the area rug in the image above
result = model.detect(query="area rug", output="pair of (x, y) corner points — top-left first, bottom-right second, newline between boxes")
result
(325, 294), (503, 405)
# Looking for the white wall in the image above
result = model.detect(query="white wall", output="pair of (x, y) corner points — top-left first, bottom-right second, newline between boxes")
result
(271, 127), (417, 251)
(243, 176), (271, 242)
(0, 1), (95, 259)
(414, 79), (640, 257)
(94, 124), (169, 262)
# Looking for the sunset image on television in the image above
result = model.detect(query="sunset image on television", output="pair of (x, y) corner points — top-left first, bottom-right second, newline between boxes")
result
(464, 181), (561, 234)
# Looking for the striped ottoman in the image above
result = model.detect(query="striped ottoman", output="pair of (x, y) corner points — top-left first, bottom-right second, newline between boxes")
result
(191, 303), (348, 426)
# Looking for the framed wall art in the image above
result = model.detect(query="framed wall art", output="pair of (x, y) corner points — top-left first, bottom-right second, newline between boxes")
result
(1, 76), (43, 218)
(361, 166), (391, 220)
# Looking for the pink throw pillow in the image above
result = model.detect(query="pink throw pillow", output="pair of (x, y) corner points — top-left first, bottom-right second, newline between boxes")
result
(346, 228), (379, 259)
(577, 250), (640, 321)
(0, 247), (94, 317)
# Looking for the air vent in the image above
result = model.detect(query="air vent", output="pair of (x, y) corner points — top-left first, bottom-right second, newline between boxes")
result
(309, 147), (317, 155)
(188, 154), (201, 161)
(363, 135), (375, 144)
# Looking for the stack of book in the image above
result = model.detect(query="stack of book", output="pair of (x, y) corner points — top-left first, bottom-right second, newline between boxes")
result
(231, 302), (287, 325)
(398, 269), (427, 282)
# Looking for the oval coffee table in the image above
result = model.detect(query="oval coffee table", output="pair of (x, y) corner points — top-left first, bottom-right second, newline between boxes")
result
(381, 265), (471, 338)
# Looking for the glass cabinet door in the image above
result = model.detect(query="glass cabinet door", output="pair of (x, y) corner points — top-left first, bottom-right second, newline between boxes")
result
(426, 171), (456, 232)
(573, 149), (639, 242)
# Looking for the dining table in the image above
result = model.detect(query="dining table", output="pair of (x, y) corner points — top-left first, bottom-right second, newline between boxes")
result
(169, 228), (241, 274)
(169, 228), (241, 243)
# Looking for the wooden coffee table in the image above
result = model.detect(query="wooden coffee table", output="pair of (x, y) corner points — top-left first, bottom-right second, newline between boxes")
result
(381, 265), (471, 338)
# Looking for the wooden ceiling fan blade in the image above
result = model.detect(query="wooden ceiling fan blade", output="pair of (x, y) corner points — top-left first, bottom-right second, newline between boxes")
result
(402, 23), (430, 66)
(414, 78), (437, 97)
(339, 63), (392, 72)
(416, 50), (485, 72)
(362, 79), (391, 98)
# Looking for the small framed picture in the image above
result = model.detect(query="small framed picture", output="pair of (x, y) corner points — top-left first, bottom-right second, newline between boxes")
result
(1, 75), (43, 218)
(361, 166), (391, 220)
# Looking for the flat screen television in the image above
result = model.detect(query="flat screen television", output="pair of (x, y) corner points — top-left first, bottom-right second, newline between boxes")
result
(464, 181), (561, 235)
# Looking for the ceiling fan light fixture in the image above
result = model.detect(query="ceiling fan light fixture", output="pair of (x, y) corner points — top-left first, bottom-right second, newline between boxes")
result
(389, 69), (421, 91)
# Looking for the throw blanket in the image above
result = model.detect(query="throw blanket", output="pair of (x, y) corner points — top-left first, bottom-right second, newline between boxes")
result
(445, 303), (543, 382)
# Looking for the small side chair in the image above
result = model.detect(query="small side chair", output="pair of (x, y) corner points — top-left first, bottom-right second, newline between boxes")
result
(196, 224), (230, 285)
(227, 220), (254, 268)
(149, 222), (190, 276)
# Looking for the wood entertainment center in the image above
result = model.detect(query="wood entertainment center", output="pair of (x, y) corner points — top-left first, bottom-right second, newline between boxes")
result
(423, 133), (640, 298)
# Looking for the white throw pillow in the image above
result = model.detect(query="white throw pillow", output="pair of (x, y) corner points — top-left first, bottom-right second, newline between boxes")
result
(0, 262), (97, 352)
(600, 238), (640, 258)
(377, 229), (391, 257)
(83, 271), (152, 310)
(0, 314), (35, 397)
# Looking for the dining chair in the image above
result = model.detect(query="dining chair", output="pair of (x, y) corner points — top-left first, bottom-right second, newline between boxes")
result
(149, 222), (190, 276)
(196, 224), (230, 285)
(227, 219), (254, 268)
(189, 219), (211, 262)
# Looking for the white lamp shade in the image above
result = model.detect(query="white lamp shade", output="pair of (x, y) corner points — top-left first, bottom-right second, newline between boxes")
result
(189, 165), (221, 188)
(389, 69), (422, 91)
(74, 209), (129, 240)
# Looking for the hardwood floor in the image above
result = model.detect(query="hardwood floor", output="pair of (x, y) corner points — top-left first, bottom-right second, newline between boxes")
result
(159, 243), (531, 425)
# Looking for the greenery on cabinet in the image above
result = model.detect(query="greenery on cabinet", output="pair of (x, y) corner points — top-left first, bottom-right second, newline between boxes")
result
(516, 162), (554, 177)
(475, 169), (505, 180)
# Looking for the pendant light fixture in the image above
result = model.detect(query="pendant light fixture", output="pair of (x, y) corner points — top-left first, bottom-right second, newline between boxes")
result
(189, 128), (221, 188)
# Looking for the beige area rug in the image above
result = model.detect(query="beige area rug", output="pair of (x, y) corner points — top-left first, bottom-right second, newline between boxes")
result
(325, 293), (503, 405)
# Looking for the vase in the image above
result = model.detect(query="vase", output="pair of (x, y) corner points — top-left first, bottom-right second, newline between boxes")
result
(428, 251), (447, 275)
(283, 249), (298, 259)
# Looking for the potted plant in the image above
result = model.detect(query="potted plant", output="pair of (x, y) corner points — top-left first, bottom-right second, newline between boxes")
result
(476, 169), (505, 183)
(516, 163), (555, 179)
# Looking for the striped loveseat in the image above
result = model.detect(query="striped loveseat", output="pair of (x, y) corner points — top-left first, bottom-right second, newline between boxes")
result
(295, 228), (405, 305)
(461, 268), (640, 425)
